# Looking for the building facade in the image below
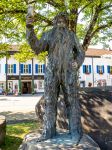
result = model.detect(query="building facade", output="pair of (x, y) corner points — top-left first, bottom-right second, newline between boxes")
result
(0, 55), (45, 94)
(0, 48), (112, 94)
(79, 48), (112, 87)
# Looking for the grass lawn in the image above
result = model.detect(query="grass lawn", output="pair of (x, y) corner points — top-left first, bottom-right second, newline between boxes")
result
(0, 121), (40, 150)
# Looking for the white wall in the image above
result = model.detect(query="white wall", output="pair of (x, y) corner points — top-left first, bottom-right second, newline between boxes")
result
(93, 57), (112, 86)
(79, 56), (112, 87)
(0, 57), (6, 81)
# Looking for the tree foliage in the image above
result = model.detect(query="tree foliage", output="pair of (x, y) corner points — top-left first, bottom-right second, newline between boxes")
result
(14, 43), (47, 62)
(0, 0), (112, 60)
(14, 43), (35, 62)
(0, 43), (10, 58)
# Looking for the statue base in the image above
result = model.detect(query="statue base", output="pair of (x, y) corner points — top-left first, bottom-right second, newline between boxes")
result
(19, 132), (100, 150)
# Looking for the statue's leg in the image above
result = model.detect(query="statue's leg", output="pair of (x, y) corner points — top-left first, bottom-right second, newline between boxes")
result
(41, 73), (60, 140)
(62, 71), (83, 144)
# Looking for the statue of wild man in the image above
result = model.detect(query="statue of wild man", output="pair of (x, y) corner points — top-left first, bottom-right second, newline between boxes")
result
(26, 12), (85, 144)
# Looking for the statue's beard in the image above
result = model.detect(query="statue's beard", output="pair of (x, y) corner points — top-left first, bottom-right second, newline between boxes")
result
(51, 26), (68, 48)
(54, 24), (67, 30)
(55, 26), (67, 40)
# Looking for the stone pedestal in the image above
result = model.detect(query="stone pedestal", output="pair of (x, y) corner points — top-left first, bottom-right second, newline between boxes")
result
(106, 141), (112, 150)
(0, 115), (6, 145)
(19, 132), (101, 150)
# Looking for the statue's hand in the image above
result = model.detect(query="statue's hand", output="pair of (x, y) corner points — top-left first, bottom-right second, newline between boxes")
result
(26, 3), (35, 28)
(72, 61), (78, 69)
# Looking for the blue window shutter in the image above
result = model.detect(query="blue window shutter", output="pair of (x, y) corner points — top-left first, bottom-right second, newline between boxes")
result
(102, 65), (104, 73)
(35, 64), (38, 73)
(89, 65), (91, 73)
(13, 64), (16, 73)
(20, 64), (23, 73)
(28, 64), (31, 73)
(107, 66), (110, 73)
(83, 65), (85, 73)
(5, 64), (7, 73)
(43, 64), (45, 73)
(97, 65), (99, 73)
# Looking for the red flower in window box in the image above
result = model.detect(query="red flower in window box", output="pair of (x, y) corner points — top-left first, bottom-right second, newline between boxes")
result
(85, 72), (90, 74)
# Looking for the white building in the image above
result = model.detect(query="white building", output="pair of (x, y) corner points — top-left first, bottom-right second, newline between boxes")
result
(0, 52), (45, 94)
(0, 47), (112, 94)
(79, 48), (112, 87)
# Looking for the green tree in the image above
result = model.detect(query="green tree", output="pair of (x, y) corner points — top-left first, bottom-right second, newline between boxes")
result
(14, 43), (35, 62)
(0, 43), (10, 58)
(0, 0), (112, 54)
(13, 43), (48, 62)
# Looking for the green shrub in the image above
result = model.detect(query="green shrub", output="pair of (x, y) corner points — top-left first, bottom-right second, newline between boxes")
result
(0, 121), (39, 150)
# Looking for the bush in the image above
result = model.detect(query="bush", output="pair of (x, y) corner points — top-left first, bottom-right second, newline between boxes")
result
(0, 121), (39, 150)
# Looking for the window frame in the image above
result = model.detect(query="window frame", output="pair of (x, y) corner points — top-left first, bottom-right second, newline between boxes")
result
(38, 64), (43, 74)
(24, 64), (29, 74)
(8, 64), (13, 74)
(97, 65), (104, 74)
(83, 65), (91, 74)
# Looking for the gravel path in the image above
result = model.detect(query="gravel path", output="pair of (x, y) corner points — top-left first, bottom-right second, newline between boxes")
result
(0, 94), (43, 123)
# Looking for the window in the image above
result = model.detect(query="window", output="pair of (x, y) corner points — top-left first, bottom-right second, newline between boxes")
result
(107, 66), (112, 74)
(14, 84), (18, 90)
(38, 64), (43, 73)
(34, 83), (37, 88)
(0, 82), (5, 90)
(35, 64), (45, 74)
(24, 64), (29, 74)
(38, 80), (44, 89)
(20, 64), (31, 74)
(83, 65), (91, 74)
(96, 65), (104, 74)
(8, 64), (13, 73)
(5, 64), (16, 74)
(8, 82), (13, 93)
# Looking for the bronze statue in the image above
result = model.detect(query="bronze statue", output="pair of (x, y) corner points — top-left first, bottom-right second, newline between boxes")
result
(26, 12), (85, 144)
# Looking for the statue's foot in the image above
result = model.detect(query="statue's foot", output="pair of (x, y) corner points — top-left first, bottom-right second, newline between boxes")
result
(36, 135), (50, 142)
(71, 134), (82, 145)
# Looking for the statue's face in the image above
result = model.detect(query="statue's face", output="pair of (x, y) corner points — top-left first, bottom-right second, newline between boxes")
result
(53, 13), (69, 28)
(56, 17), (67, 28)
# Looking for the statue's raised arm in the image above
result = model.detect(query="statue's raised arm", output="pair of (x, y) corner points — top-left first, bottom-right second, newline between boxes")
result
(26, 5), (48, 55)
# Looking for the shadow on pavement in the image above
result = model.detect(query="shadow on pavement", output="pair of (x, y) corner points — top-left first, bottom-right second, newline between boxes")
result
(0, 111), (37, 124)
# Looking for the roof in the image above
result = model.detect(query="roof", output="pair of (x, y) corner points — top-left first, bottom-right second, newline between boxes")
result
(8, 45), (112, 57)
(86, 48), (112, 57)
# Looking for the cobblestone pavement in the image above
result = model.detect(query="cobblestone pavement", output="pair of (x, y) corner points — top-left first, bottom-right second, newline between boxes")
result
(0, 94), (43, 123)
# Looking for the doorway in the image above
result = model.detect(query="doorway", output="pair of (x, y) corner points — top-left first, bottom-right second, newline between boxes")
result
(22, 81), (31, 94)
